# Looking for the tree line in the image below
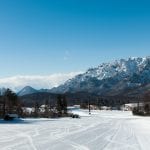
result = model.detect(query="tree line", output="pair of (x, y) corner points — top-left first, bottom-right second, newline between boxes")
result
(0, 88), (68, 119)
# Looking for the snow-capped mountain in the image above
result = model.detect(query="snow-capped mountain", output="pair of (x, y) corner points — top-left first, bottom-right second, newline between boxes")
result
(51, 57), (150, 96)
(18, 86), (38, 96)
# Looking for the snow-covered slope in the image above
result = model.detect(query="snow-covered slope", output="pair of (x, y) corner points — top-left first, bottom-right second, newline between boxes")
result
(1, 111), (150, 150)
(51, 57), (150, 96)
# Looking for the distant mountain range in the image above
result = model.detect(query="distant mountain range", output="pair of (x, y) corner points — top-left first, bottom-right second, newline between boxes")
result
(17, 86), (50, 96)
(18, 57), (150, 98)
(18, 86), (38, 96)
(51, 57), (150, 96)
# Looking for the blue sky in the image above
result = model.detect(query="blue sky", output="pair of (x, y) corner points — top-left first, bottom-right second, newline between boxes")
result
(0, 0), (150, 77)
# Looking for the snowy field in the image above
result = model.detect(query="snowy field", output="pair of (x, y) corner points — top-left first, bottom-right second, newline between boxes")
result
(0, 110), (150, 150)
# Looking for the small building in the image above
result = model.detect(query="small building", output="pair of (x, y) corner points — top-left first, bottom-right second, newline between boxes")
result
(121, 103), (149, 111)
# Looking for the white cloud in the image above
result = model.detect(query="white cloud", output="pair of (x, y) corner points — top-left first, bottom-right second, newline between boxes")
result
(0, 72), (83, 92)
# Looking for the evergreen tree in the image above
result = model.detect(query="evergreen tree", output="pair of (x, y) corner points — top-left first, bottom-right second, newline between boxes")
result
(34, 102), (40, 118)
(56, 95), (68, 116)
(62, 95), (67, 114)
(3, 89), (18, 115)
(56, 95), (63, 115)
(44, 99), (49, 118)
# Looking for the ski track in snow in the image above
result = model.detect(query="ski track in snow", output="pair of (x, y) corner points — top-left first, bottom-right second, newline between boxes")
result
(0, 110), (150, 150)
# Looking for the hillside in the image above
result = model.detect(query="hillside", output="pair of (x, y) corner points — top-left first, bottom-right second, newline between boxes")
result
(51, 57), (150, 96)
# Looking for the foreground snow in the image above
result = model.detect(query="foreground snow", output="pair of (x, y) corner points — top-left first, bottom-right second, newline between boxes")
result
(0, 110), (150, 150)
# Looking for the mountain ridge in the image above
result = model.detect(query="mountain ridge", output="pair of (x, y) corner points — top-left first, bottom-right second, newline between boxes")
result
(50, 56), (150, 96)
(18, 57), (150, 97)
(17, 86), (38, 96)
